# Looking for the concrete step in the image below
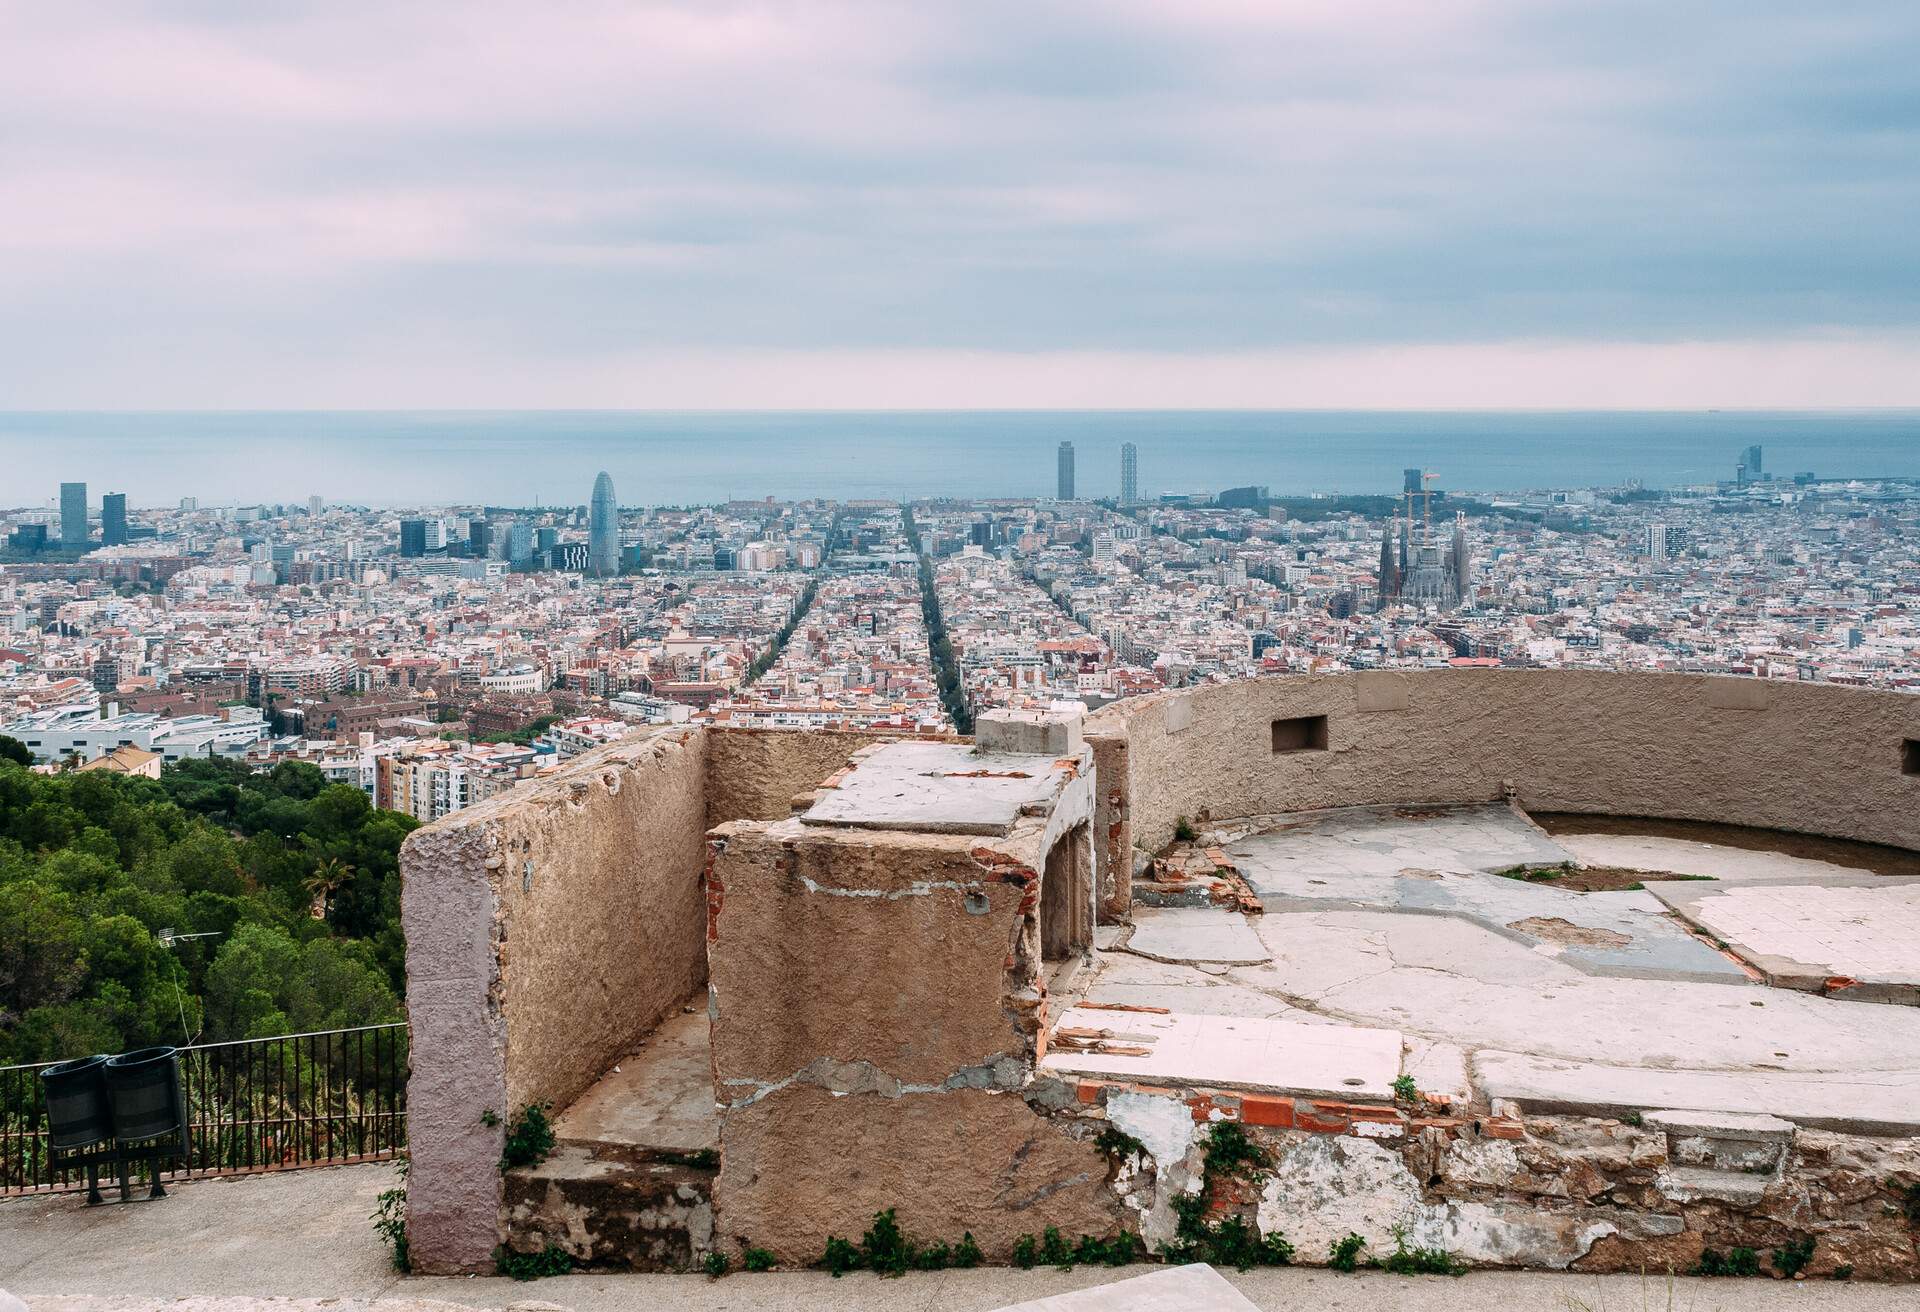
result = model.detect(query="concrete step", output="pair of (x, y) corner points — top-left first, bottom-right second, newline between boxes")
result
(1655, 1164), (1774, 1207)
(1644, 1108), (1792, 1173)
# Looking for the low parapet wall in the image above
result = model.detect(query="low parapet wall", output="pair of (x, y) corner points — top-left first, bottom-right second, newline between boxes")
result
(1090, 672), (1920, 859)
(401, 724), (911, 1273)
(400, 727), (711, 1274)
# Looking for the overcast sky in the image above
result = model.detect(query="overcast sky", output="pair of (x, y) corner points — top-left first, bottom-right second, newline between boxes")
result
(2, 0), (1918, 408)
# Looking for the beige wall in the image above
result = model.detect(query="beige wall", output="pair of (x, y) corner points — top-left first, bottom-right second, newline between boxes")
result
(703, 726), (918, 828)
(400, 726), (712, 1273)
(1094, 671), (1920, 854)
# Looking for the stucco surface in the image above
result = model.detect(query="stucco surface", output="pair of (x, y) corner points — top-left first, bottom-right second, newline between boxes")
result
(1090, 672), (1920, 853)
(399, 818), (507, 1275)
(399, 727), (711, 1273)
(713, 1084), (1125, 1262)
(706, 819), (1039, 1095)
(703, 727), (915, 828)
(493, 729), (710, 1114)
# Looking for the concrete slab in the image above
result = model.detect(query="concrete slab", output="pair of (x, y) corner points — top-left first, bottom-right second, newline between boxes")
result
(989, 1264), (1257, 1311)
(1227, 806), (1746, 983)
(1040, 1005), (1401, 1100)
(1474, 1049), (1920, 1134)
(553, 1006), (717, 1152)
(1642, 1109), (1796, 1141)
(1123, 908), (1270, 966)
(802, 741), (1080, 835)
(1554, 832), (1884, 884)
(1650, 881), (1920, 1002)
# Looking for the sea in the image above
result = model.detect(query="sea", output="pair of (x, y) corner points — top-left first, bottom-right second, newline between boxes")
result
(3, 410), (1917, 508)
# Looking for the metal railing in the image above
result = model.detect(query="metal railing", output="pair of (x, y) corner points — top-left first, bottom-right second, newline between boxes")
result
(1, 1023), (408, 1195)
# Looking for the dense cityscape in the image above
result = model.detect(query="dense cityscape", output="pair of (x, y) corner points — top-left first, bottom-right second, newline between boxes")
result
(2, 440), (1915, 824)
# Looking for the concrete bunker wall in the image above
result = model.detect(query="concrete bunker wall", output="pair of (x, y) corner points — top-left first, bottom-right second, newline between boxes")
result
(703, 726), (948, 828)
(1094, 671), (1920, 857)
(704, 744), (1115, 1261)
(400, 727), (711, 1274)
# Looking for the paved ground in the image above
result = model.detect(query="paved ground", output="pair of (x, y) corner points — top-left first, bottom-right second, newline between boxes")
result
(1553, 832), (1888, 883)
(3, 1166), (1911, 1312)
(1653, 881), (1920, 1001)
(1222, 805), (1745, 981)
(1070, 807), (1920, 1130)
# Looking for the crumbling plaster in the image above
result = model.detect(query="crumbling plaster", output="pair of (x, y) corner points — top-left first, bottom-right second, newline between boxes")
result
(400, 726), (711, 1273)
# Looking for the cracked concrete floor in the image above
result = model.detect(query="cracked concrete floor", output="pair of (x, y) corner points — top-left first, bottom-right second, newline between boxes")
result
(1073, 808), (1920, 1132)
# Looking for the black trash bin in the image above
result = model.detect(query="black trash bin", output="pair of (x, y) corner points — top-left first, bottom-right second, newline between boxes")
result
(103, 1046), (184, 1144)
(39, 1054), (113, 1150)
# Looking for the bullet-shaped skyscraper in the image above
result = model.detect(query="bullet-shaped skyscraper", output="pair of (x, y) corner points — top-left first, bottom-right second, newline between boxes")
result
(1120, 443), (1138, 506)
(588, 471), (619, 577)
(1057, 442), (1075, 500)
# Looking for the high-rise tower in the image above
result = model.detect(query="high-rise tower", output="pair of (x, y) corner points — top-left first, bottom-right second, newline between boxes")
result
(101, 492), (128, 546)
(1057, 442), (1075, 500)
(60, 482), (87, 546)
(1120, 443), (1138, 506)
(588, 471), (619, 577)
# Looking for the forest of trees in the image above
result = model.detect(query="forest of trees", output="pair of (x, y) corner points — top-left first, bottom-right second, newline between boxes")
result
(0, 741), (418, 1066)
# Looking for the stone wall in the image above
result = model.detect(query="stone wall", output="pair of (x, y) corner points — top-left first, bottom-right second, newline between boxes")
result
(400, 727), (711, 1274)
(1090, 672), (1920, 855)
(1059, 1077), (1920, 1280)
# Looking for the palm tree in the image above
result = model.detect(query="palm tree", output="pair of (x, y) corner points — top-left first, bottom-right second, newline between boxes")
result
(303, 857), (353, 921)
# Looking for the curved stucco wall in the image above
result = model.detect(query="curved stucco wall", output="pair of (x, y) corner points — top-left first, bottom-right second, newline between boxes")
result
(1090, 671), (1920, 855)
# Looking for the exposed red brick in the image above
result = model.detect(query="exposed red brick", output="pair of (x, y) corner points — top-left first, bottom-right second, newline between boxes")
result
(1481, 1119), (1527, 1141)
(1310, 1100), (1404, 1125)
(1240, 1094), (1295, 1128)
(1186, 1092), (1240, 1123)
(1295, 1109), (1350, 1134)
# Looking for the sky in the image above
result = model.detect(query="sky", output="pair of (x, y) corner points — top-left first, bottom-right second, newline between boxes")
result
(2, 0), (1918, 409)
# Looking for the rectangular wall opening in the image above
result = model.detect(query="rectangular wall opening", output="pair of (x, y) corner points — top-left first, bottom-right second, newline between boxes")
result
(1041, 821), (1092, 962)
(1272, 715), (1329, 754)
(1905, 739), (1920, 776)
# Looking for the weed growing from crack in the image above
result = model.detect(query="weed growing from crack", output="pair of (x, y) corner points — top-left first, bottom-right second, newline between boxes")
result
(1159, 1127), (1294, 1271)
(741, 1244), (775, 1272)
(1173, 817), (1197, 843)
(955, 1233), (984, 1268)
(1692, 1246), (1761, 1277)
(369, 1160), (408, 1273)
(498, 1101), (556, 1172)
(862, 1208), (913, 1275)
(1198, 1121), (1270, 1180)
(1095, 1125), (1146, 1160)
(703, 1251), (730, 1278)
(1328, 1233), (1367, 1272)
(820, 1236), (862, 1276)
(820, 1211), (989, 1278)
(495, 1244), (572, 1280)
(1391, 1074), (1420, 1103)
(1381, 1224), (1467, 1276)
(1772, 1235), (1815, 1278)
